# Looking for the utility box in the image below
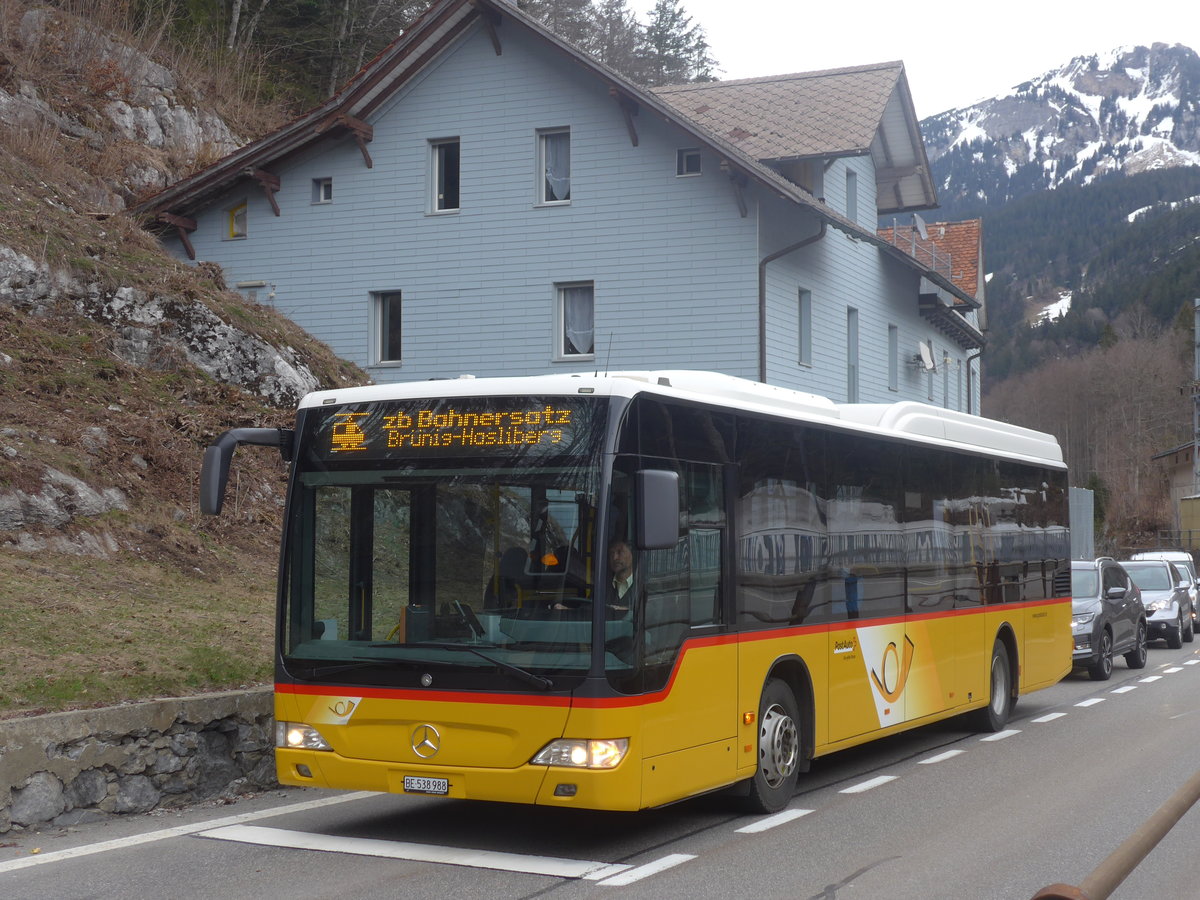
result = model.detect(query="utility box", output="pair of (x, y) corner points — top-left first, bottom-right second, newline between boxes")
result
(1069, 486), (1095, 560)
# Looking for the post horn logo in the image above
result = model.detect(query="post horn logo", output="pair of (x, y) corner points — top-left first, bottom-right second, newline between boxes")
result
(870, 634), (916, 703)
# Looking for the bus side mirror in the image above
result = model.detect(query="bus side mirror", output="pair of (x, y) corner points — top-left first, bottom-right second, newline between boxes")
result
(636, 469), (680, 550)
(200, 427), (294, 515)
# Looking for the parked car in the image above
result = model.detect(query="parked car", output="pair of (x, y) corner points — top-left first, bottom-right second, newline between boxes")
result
(1071, 558), (1148, 680)
(1121, 559), (1194, 649)
(1130, 550), (1200, 628)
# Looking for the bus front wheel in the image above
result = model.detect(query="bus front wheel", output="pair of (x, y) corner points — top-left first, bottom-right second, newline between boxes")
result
(742, 679), (801, 813)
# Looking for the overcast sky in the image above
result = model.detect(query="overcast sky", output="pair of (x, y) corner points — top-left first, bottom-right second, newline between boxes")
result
(631, 0), (1200, 117)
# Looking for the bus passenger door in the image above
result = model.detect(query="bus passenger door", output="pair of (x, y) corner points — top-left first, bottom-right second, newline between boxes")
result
(636, 465), (738, 806)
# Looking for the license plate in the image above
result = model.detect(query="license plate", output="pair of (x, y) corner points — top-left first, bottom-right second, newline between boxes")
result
(403, 776), (449, 795)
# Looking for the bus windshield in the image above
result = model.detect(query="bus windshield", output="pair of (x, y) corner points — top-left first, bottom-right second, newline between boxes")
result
(280, 396), (611, 686)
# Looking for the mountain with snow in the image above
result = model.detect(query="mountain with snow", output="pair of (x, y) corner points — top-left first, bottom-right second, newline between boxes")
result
(921, 43), (1200, 218)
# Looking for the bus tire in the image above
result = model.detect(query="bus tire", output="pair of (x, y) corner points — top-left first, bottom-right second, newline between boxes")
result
(742, 678), (801, 814)
(970, 639), (1013, 732)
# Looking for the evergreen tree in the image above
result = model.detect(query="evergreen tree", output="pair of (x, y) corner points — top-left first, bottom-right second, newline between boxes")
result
(518, 0), (595, 50)
(636, 0), (715, 86)
(588, 0), (642, 74)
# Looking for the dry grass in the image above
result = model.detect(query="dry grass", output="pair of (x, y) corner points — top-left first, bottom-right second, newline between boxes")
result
(0, 0), (365, 718)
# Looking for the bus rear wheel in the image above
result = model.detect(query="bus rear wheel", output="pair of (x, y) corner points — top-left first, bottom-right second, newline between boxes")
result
(742, 679), (801, 813)
(970, 639), (1013, 732)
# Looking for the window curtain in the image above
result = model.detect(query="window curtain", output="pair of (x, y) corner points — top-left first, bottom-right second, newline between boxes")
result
(562, 285), (593, 355)
(544, 132), (570, 201)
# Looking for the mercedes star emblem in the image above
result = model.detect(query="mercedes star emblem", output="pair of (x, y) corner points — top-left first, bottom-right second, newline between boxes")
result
(411, 724), (441, 758)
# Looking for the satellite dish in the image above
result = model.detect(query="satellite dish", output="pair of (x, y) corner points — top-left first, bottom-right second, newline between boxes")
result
(919, 340), (937, 371)
(913, 212), (929, 241)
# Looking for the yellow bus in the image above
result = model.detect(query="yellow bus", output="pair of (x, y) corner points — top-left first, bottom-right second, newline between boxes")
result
(200, 371), (1071, 813)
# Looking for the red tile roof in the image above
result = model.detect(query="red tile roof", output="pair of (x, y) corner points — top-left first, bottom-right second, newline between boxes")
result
(877, 219), (983, 301)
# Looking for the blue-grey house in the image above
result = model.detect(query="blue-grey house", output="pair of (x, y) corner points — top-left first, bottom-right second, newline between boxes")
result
(135, 0), (985, 410)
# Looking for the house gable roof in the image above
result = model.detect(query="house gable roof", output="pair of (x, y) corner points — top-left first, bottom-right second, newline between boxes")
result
(131, 0), (975, 341)
(651, 63), (938, 214)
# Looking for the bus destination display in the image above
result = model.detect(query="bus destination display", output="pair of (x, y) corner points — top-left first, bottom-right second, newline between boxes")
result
(306, 397), (602, 461)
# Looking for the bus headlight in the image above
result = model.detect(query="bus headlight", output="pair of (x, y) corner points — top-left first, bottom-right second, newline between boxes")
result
(531, 738), (629, 769)
(276, 721), (333, 751)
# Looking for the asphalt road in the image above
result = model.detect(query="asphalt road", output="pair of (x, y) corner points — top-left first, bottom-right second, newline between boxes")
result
(5, 643), (1200, 900)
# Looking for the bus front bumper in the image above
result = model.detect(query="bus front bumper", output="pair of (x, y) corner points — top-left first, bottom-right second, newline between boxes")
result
(276, 748), (645, 810)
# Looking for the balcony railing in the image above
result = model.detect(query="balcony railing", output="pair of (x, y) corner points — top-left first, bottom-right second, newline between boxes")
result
(883, 225), (953, 281)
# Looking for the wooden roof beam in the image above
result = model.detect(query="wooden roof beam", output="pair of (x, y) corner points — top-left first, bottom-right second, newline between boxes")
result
(158, 212), (197, 260)
(720, 163), (748, 218)
(610, 87), (639, 147)
(471, 1), (503, 55)
(246, 168), (281, 216)
(315, 114), (375, 168)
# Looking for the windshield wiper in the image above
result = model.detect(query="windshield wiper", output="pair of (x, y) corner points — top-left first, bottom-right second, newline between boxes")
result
(290, 659), (398, 679)
(400, 642), (555, 691)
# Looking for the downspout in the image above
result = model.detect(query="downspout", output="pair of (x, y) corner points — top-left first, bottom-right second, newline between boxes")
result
(758, 221), (827, 383)
(966, 348), (983, 415)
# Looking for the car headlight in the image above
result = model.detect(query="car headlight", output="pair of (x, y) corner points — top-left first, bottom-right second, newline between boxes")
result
(1146, 600), (1171, 612)
(1072, 612), (1095, 627)
(276, 721), (333, 751)
(531, 739), (629, 769)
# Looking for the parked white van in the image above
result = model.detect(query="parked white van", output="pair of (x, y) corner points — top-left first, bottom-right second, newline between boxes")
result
(1130, 550), (1199, 626)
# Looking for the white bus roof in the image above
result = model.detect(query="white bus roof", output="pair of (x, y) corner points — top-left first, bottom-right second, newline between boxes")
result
(298, 370), (1065, 469)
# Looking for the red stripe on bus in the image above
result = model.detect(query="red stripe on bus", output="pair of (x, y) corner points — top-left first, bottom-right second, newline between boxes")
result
(277, 595), (1069, 710)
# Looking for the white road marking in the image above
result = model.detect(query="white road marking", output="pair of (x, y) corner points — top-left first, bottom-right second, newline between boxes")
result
(918, 749), (966, 765)
(596, 853), (695, 886)
(735, 808), (814, 833)
(1032, 712), (1068, 723)
(1075, 698), (1105, 707)
(839, 775), (898, 794)
(1110, 686), (1138, 694)
(980, 729), (1020, 742)
(1184, 659), (1200, 665)
(1164, 667), (1184, 674)
(1140, 675), (1163, 683)
(200, 824), (632, 880)
(0, 792), (376, 873)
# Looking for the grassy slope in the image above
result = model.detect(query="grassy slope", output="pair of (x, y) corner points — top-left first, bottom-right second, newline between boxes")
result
(0, 6), (364, 718)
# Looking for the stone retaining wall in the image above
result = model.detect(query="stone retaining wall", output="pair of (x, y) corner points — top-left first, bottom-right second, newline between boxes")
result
(0, 688), (276, 833)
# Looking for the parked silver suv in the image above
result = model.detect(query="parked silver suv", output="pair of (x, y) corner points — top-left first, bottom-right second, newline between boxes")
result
(1071, 558), (1148, 680)
(1130, 550), (1199, 628)
(1121, 559), (1194, 650)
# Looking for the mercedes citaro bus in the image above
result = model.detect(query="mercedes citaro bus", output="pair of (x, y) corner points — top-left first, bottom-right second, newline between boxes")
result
(200, 371), (1071, 813)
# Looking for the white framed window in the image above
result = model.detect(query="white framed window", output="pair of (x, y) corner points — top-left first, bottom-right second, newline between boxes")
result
(677, 148), (701, 176)
(798, 289), (812, 365)
(845, 170), (858, 222)
(431, 138), (460, 212)
(372, 291), (403, 364)
(556, 282), (593, 358)
(227, 201), (247, 239)
(312, 178), (333, 204)
(888, 324), (898, 391)
(538, 128), (571, 204)
(846, 307), (859, 402)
